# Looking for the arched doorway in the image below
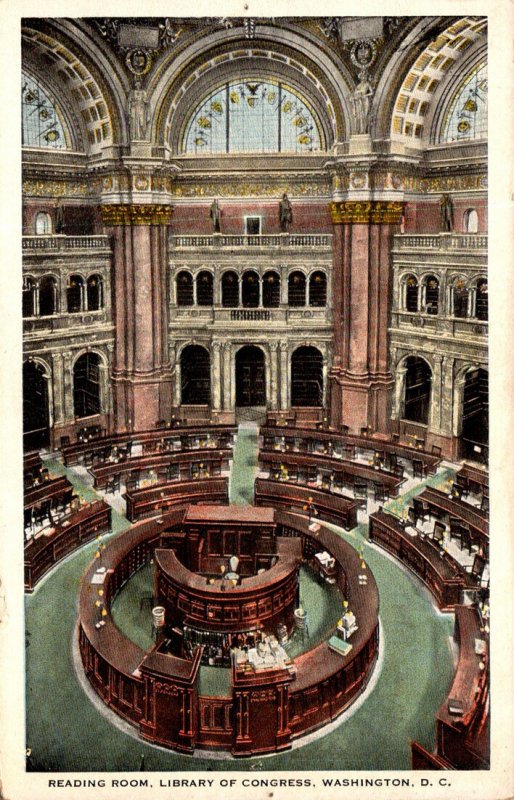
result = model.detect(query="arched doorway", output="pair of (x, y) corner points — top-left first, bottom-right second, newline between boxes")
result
(74, 352), (101, 418)
(236, 345), (266, 407)
(181, 345), (211, 405)
(461, 368), (488, 463)
(403, 356), (432, 425)
(291, 346), (323, 406)
(23, 360), (50, 450)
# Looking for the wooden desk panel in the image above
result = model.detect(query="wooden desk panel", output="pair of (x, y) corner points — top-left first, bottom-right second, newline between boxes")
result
(259, 449), (403, 495)
(456, 465), (489, 492)
(24, 500), (111, 591)
(418, 488), (489, 540)
(63, 425), (236, 465)
(124, 477), (229, 522)
(255, 478), (359, 530)
(436, 606), (489, 769)
(90, 449), (231, 489)
(368, 509), (470, 611)
(260, 426), (440, 473)
(24, 475), (72, 510)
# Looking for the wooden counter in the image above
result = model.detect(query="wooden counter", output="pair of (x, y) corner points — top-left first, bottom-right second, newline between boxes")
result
(90, 448), (231, 489)
(418, 487), (489, 544)
(260, 426), (441, 474)
(78, 506), (379, 756)
(155, 537), (301, 635)
(411, 606), (489, 770)
(368, 508), (473, 611)
(436, 606), (489, 768)
(255, 477), (359, 530)
(25, 500), (111, 592)
(24, 475), (72, 510)
(63, 424), (236, 466)
(259, 449), (404, 496)
(124, 477), (229, 522)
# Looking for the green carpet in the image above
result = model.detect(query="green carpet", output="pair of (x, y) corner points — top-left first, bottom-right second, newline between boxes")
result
(25, 450), (457, 770)
(229, 425), (258, 504)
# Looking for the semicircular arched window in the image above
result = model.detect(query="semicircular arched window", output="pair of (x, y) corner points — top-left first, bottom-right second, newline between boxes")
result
(22, 72), (68, 150)
(440, 62), (487, 144)
(183, 79), (322, 154)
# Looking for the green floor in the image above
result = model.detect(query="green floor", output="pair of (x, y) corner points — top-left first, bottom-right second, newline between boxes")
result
(25, 444), (457, 771)
(229, 425), (259, 504)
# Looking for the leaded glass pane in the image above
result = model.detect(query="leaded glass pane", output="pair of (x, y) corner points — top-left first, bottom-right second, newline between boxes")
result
(440, 63), (487, 143)
(22, 72), (68, 149)
(183, 79), (321, 154)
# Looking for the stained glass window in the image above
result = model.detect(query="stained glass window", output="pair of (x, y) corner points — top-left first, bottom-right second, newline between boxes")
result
(22, 72), (68, 149)
(440, 63), (487, 143)
(183, 79), (322, 154)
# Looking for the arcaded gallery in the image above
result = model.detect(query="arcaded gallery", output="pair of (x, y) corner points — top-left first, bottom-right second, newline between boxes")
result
(22, 16), (489, 770)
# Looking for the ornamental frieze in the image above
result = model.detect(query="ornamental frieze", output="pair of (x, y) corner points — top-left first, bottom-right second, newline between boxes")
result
(22, 179), (89, 198)
(403, 174), (487, 193)
(170, 180), (331, 199)
(100, 204), (173, 225)
(331, 201), (404, 224)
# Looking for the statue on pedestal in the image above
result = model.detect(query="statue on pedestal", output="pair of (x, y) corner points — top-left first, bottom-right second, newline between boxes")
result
(440, 194), (454, 232)
(210, 199), (221, 233)
(352, 72), (374, 135)
(128, 85), (150, 141)
(279, 193), (293, 232)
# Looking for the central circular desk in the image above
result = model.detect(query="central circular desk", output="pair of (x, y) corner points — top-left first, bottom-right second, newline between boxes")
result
(78, 505), (379, 756)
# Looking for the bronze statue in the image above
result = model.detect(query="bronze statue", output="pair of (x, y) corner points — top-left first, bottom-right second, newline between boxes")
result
(210, 199), (221, 232)
(279, 193), (293, 232)
(440, 193), (454, 232)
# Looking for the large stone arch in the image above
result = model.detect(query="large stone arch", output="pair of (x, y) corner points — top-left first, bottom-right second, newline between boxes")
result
(149, 26), (354, 152)
(22, 19), (129, 152)
(371, 16), (486, 146)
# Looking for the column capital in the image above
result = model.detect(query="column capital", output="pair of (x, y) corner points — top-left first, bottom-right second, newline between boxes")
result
(100, 204), (173, 226)
(330, 200), (404, 225)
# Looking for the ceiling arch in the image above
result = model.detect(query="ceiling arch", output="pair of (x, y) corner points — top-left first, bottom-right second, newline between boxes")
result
(382, 16), (486, 147)
(149, 26), (355, 154)
(21, 20), (129, 154)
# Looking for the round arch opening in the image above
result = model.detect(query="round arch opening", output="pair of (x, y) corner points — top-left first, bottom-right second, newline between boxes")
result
(235, 345), (266, 407)
(23, 360), (50, 451)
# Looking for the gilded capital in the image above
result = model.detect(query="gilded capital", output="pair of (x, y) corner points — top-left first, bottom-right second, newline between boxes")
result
(330, 201), (404, 224)
(100, 204), (173, 226)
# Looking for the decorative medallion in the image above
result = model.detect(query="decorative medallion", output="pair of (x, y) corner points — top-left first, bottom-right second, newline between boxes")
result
(125, 49), (152, 77)
(350, 39), (378, 70)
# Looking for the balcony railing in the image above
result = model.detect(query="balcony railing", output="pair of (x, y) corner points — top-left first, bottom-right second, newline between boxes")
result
(171, 306), (331, 325)
(22, 235), (111, 251)
(170, 233), (332, 249)
(394, 233), (487, 250)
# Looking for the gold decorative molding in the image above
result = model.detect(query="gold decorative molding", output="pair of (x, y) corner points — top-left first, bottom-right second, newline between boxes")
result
(331, 201), (404, 224)
(100, 204), (173, 226)
(403, 174), (486, 193)
(171, 179), (331, 199)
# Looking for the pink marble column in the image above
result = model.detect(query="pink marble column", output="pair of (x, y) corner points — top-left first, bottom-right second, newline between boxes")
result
(103, 205), (173, 433)
(330, 202), (402, 434)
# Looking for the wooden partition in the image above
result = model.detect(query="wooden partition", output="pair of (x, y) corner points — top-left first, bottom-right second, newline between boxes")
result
(411, 606), (489, 769)
(63, 425), (236, 466)
(78, 506), (380, 756)
(255, 478), (358, 530)
(368, 509), (474, 611)
(124, 477), (229, 522)
(25, 500), (111, 592)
